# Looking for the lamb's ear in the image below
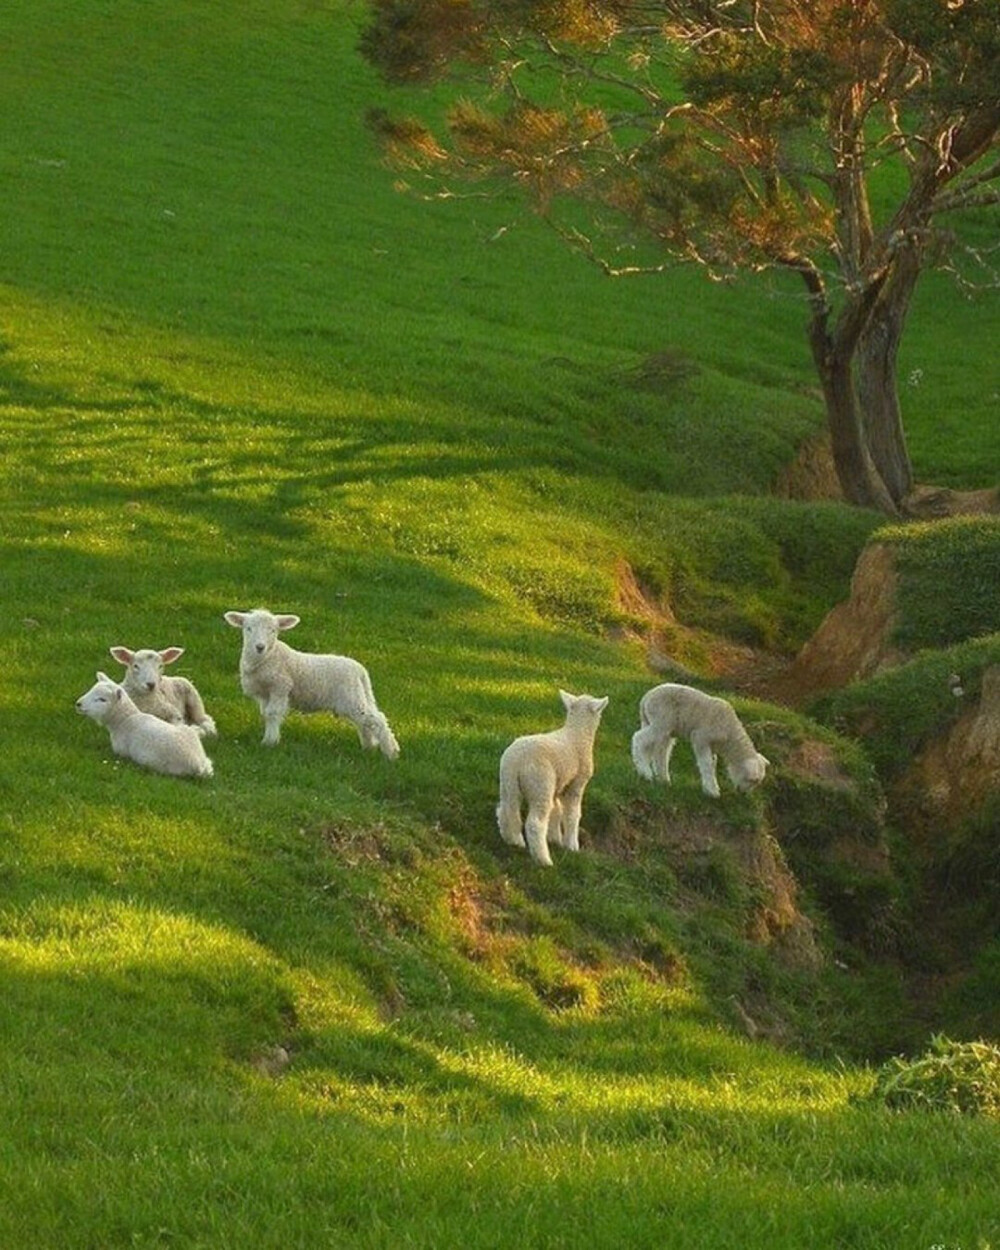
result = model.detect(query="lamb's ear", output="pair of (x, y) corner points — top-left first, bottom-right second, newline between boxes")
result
(558, 689), (574, 710)
(276, 615), (300, 631)
(759, 754), (770, 767)
(109, 646), (133, 666)
(224, 611), (246, 628)
(595, 696), (610, 712)
(160, 647), (184, 665)
(96, 670), (113, 683)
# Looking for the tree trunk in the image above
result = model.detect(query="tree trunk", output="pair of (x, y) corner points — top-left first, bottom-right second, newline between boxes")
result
(818, 349), (898, 513)
(803, 287), (899, 515)
(855, 249), (921, 506)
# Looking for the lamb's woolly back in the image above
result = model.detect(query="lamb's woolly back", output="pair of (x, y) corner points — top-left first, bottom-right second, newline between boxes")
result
(223, 607), (399, 758)
(497, 689), (608, 866)
(76, 672), (213, 778)
(109, 645), (217, 737)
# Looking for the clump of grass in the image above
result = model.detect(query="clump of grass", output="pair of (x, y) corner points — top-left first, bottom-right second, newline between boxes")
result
(864, 1035), (1000, 1117)
(509, 936), (601, 1011)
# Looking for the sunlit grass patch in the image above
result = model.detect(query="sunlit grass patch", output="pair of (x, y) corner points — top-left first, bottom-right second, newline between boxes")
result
(0, 898), (295, 1069)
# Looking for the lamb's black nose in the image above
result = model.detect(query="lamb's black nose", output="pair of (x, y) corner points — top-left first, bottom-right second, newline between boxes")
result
(256, 643), (265, 653)
(145, 681), (156, 691)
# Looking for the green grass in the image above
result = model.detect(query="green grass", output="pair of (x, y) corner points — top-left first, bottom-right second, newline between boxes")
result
(879, 516), (1000, 652)
(813, 634), (1000, 780)
(2, 1), (1000, 1246)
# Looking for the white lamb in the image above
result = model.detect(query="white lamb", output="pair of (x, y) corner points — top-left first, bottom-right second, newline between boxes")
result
(223, 608), (400, 758)
(631, 682), (768, 798)
(496, 689), (609, 867)
(109, 645), (217, 736)
(76, 672), (214, 778)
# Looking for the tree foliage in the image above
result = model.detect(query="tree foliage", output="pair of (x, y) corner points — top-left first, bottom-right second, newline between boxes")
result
(361, 1), (1000, 512)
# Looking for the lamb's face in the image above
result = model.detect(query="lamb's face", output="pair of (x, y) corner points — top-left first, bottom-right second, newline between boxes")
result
(110, 645), (184, 692)
(225, 609), (300, 660)
(125, 649), (165, 693)
(76, 676), (122, 723)
(728, 752), (769, 792)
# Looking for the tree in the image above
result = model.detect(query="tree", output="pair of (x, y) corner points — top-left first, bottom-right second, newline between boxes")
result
(360, 0), (1000, 513)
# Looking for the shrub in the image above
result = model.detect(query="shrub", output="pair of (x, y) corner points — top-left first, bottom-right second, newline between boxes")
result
(865, 1035), (1000, 1117)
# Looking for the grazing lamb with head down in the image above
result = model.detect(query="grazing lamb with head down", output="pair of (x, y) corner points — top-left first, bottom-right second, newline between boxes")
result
(223, 608), (400, 758)
(631, 682), (768, 798)
(497, 689), (609, 867)
(76, 672), (214, 778)
(109, 645), (217, 736)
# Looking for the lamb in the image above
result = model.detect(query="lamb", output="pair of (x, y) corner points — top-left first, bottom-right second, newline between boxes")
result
(223, 608), (400, 758)
(75, 672), (214, 778)
(109, 645), (217, 736)
(496, 689), (608, 867)
(631, 682), (768, 798)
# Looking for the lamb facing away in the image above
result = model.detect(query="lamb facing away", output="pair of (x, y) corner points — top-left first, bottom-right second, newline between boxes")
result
(497, 689), (609, 867)
(631, 682), (768, 798)
(109, 645), (217, 736)
(76, 672), (214, 778)
(223, 608), (400, 758)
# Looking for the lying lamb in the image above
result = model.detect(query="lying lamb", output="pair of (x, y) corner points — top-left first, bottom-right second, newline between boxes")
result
(223, 608), (400, 758)
(76, 672), (214, 778)
(109, 645), (217, 736)
(631, 682), (768, 797)
(497, 689), (608, 867)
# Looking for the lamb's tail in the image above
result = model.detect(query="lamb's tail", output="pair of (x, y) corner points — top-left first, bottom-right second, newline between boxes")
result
(496, 758), (525, 847)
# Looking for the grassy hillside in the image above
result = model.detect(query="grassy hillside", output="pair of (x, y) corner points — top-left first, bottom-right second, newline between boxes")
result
(2, 2), (999, 1246)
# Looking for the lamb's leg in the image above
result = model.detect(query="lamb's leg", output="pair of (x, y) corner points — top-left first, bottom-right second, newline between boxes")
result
(631, 726), (656, 780)
(560, 783), (586, 852)
(355, 716), (378, 751)
(496, 802), (525, 847)
(524, 805), (555, 866)
(344, 693), (400, 759)
(184, 688), (217, 738)
(259, 694), (288, 746)
(657, 735), (676, 783)
(546, 797), (564, 847)
(497, 774), (526, 847)
(692, 736), (721, 797)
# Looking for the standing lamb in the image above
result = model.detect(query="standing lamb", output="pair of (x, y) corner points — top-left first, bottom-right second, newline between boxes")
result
(76, 672), (214, 778)
(223, 608), (400, 758)
(109, 645), (217, 736)
(631, 682), (768, 798)
(497, 689), (609, 867)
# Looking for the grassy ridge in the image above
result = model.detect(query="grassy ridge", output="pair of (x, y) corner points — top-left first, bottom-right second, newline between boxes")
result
(2, 1), (1000, 1246)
